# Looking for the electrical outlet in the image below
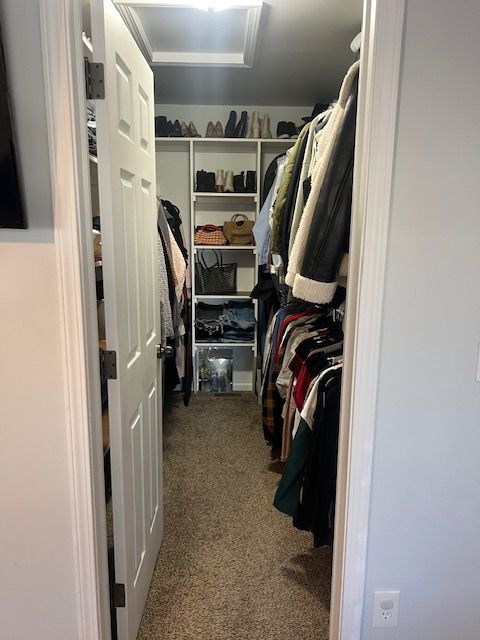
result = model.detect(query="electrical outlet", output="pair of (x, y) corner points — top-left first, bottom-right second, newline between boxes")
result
(373, 590), (400, 627)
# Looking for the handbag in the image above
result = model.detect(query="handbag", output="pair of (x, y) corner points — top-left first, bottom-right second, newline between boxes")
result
(194, 224), (227, 246)
(195, 249), (237, 295)
(223, 214), (254, 245)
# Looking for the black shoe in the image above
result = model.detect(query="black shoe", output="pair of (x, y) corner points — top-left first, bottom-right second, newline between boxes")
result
(246, 170), (256, 193)
(196, 170), (207, 192)
(155, 115), (168, 137)
(288, 122), (298, 138)
(205, 172), (216, 192)
(276, 121), (290, 138)
(233, 172), (246, 193)
(234, 111), (248, 138)
(225, 110), (237, 138)
(171, 119), (182, 137)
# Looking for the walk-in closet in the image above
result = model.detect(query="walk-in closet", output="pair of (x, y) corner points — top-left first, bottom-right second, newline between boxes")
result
(80, 1), (363, 638)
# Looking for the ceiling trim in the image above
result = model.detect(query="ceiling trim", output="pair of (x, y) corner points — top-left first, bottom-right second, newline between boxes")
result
(114, 1), (264, 68)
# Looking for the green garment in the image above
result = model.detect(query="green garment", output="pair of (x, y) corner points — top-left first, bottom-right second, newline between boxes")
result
(270, 124), (310, 254)
(273, 418), (312, 518)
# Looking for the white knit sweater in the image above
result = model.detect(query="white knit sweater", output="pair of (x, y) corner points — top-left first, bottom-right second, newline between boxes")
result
(285, 61), (360, 295)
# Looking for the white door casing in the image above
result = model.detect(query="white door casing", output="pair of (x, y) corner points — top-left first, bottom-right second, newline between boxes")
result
(91, 1), (163, 638)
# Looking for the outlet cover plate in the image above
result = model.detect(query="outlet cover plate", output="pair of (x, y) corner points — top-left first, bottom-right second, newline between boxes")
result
(373, 590), (400, 627)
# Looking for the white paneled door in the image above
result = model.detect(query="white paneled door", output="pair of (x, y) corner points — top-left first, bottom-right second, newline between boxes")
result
(91, 1), (163, 638)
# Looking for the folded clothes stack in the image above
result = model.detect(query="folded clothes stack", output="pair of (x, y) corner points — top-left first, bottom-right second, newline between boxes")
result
(195, 300), (255, 343)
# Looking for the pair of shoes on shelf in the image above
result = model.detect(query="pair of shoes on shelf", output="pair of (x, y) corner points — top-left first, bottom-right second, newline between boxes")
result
(196, 170), (216, 192)
(276, 121), (298, 139)
(181, 121), (200, 137)
(238, 170), (256, 193)
(206, 121), (224, 137)
(213, 170), (235, 193)
(219, 170), (256, 193)
(224, 110), (249, 138)
(155, 116), (200, 137)
(248, 112), (272, 139)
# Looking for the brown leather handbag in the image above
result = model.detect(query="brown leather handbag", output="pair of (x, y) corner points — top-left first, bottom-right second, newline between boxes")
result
(223, 214), (254, 245)
(194, 224), (227, 246)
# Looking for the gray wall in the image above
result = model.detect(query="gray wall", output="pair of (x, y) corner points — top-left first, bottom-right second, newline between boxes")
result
(362, 0), (480, 638)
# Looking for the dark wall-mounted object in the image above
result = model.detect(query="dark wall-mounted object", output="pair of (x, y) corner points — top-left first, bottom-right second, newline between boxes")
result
(0, 20), (27, 229)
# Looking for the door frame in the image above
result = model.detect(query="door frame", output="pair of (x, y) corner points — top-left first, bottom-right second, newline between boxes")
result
(38, 0), (405, 638)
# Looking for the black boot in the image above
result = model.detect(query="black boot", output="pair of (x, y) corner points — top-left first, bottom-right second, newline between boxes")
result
(234, 111), (248, 138)
(225, 110), (237, 138)
(205, 172), (216, 192)
(196, 170), (207, 192)
(246, 170), (256, 193)
(233, 172), (246, 193)
(155, 115), (168, 137)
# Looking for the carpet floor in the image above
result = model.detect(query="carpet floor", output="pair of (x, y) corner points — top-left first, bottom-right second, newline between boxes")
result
(137, 392), (331, 640)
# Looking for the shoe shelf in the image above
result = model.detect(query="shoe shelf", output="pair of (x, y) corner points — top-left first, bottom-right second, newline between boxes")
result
(155, 137), (295, 145)
(194, 342), (255, 348)
(193, 192), (258, 202)
(195, 292), (252, 300)
(193, 245), (256, 251)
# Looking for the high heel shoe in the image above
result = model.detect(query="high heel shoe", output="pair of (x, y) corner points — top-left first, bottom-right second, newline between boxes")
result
(261, 114), (272, 139)
(206, 121), (216, 137)
(188, 121), (200, 137)
(214, 121), (224, 137)
(249, 112), (261, 138)
(180, 121), (189, 137)
(225, 110), (237, 138)
(234, 111), (248, 138)
(171, 119), (182, 137)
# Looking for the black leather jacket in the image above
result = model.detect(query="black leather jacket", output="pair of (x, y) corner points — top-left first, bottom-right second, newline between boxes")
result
(299, 71), (358, 294)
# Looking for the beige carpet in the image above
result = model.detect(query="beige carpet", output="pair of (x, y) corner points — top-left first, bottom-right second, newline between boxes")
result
(137, 392), (331, 640)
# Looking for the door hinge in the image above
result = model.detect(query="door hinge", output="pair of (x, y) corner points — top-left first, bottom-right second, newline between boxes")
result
(84, 58), (105, 99)
(112, 583), (125, 608)
(101, 349), (117, 380)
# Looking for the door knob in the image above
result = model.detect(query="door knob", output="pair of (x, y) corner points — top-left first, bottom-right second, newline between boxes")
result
(157, 344), (173, 360)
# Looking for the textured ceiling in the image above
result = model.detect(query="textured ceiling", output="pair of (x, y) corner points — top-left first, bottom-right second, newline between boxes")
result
(150, 0), (363, 105)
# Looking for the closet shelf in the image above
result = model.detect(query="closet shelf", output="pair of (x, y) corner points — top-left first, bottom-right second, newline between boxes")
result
(195, 292), (252, 299)
(193, 245), (256, 251)
(155, 137), (295, 144)
(195, 342), (255, 348)
(193, 192), (257, 198)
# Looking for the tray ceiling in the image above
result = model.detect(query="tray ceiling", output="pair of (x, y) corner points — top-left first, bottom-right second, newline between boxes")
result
(114, 1), (263, 67)
(111, 0), (363, 106)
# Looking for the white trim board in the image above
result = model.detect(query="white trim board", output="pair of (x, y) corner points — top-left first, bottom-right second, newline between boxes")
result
(114, 1), (264, 67)
(39, 1), (111, 638)
(329, 0), (406, 638)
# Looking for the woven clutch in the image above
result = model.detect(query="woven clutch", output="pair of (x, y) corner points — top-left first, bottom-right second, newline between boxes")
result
(194, 224), (227, 246)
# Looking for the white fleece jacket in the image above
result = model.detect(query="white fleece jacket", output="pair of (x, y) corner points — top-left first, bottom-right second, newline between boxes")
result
(287, 108), (333, 255)
(285, 60), (360, 289)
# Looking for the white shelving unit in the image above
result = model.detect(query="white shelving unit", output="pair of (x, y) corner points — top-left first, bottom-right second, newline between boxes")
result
(155, 136), (294, 392)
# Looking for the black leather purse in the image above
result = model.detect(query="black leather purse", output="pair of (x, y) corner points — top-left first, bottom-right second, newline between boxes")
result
(195, 249), (237, 295)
